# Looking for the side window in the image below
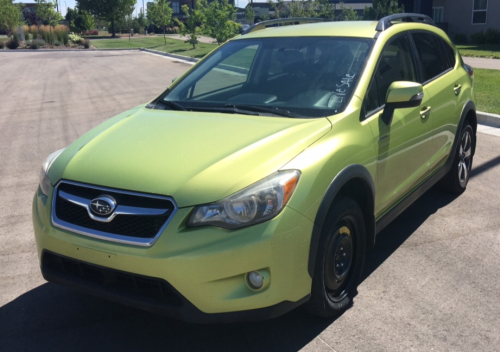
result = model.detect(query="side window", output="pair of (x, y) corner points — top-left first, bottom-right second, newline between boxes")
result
(438, 37), (456, 69)
(365, 34), (416, 115)
(411, 32), (448, 82)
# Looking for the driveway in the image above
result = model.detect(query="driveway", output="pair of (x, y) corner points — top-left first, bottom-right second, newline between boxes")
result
(1, 51), (499, 352)
(463, 56), (500, 70)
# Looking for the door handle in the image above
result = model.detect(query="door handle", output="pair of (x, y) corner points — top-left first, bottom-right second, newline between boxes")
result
(454, 84), (462, 95)
(420, 106), (431, 118)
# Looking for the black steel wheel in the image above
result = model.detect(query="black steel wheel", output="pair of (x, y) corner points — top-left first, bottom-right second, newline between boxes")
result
(305, 196), (366, 318)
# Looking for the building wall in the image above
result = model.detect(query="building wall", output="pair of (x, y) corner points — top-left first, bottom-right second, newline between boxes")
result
(433, 0), (500, 38)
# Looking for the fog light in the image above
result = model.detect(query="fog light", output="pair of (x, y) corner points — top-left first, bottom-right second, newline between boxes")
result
(247, 271), (264, 289)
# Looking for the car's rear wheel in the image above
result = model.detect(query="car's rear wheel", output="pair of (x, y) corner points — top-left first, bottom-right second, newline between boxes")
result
(441, 122), (475, 194)
(305, 196), (366, 318)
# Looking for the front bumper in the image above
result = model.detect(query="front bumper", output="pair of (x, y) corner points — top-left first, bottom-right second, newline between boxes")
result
(41, 250), (309, 323)
(33, 186), (314, 322)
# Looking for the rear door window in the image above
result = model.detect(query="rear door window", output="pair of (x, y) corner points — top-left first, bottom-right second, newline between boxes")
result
(411, 32), (449, 83)
(437, 36), (456, 70)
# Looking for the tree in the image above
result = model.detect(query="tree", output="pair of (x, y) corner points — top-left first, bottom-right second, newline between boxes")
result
(199, 0), (240, 45)
(244, 5), (255, 24)
(77, 0), (135, 37)
(268, 0), (283, 19)
(80, 9), (95, 34)
(0, 0), (21, 38)
(288, 0), (317, 18)
(337, 2), (359, 21)
(65, 7), (79, 32)
(36, 0), (63, 43)
(147, 0), (173, 45)
(315, 0), (335, 20)
(363, 0), (404, 20)
(137, 9), (147, 29)
(176, 3), (204, 49)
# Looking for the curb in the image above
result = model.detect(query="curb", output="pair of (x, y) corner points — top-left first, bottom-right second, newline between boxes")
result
(0, 48), (140, 52)
(477, 111), (500, 128)
(139, 48), (200, 63)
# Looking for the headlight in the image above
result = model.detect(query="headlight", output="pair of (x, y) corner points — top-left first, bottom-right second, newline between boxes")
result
(39, 148), (65, 196)
(187, 170), (300, 229)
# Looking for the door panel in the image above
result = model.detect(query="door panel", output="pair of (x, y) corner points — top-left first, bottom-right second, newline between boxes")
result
(410, 31), (462, 171)
(367, 97), (433, 216)
(362, 33), (434, 217)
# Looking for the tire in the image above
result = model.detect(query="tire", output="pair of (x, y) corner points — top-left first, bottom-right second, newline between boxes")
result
(440, 122), (475, 194)
(305, 196), (366, 318)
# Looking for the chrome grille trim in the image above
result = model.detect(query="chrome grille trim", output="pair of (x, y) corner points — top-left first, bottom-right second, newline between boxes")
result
(51, 180), (178, 247)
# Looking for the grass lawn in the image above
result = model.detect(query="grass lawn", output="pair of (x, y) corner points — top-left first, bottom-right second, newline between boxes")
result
(457, 44), (500, 59)
(474, 68), (500, 114)
(91, 36), (217, 58)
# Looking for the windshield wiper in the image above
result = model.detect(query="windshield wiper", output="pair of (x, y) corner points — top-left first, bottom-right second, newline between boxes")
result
(161, 100), (186, 111)
(224, 104), (302, 118)
(187, 105), (261, 116)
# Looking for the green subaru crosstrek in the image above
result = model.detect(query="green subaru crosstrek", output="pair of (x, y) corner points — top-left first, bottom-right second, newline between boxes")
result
(33, 14), (476, 323)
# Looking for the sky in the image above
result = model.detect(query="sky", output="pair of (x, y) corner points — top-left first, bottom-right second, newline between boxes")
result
(15, 0), (251, 17)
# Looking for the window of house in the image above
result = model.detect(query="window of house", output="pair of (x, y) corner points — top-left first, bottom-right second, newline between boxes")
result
(433, 7), (444, 23)
(172, 2), (180, 14)
(472, 0), (487, 24)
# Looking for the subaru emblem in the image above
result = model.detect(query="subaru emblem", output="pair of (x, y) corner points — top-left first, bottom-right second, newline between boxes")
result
(89, 196), (116, 217)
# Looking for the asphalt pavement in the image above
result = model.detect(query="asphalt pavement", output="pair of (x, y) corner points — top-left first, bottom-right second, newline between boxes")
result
(1, 51), (499, 352)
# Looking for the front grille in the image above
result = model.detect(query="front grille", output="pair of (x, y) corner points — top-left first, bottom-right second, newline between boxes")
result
(52, 181), (177, 244)
(42, 251), (183, 307)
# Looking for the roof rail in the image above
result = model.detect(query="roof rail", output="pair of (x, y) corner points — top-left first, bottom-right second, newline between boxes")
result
(376, 13), (435, 31)
(242, 17), (328, 35)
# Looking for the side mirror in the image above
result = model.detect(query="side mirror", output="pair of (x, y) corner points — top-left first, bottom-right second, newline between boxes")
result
(381, 82), (423, 125)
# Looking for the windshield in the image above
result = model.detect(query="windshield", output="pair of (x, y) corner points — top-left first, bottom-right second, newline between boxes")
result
(160, 37), (374, 118)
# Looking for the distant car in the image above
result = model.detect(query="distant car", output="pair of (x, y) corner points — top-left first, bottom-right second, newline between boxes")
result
(240, 23), (250, 33)
(33, 14), (476, 323)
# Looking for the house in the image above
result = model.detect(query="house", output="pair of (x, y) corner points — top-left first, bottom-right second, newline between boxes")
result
(399, 0), (433, 17)
(272, 0), (372, 19)
(431, 0), (499, 37)
(147, 0), (235, 20)
(328, 0), (373, 18)
(245, 2), (276, 20)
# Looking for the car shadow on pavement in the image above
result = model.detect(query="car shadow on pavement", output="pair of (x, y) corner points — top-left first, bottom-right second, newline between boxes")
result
(0, 188), (459, 352)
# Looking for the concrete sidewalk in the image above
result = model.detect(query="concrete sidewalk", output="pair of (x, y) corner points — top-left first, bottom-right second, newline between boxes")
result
(165, 34), (216, 44)
(463, 56), (500, 70)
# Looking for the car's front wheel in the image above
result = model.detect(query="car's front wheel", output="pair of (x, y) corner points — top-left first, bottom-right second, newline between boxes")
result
(305, 196), (366, 318)
(441, 122), (475, 194)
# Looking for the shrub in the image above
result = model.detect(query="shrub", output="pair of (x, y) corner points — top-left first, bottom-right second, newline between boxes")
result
(54, 40), (61, 46)
(6, 36), (19, 49)
(485, 28), (500, 44)
(90, 29), (99, 35)
(61, 31), (69, 45)
(0, 41), (4, 49)
(82, 39), (90, 48)
(69, 32), (83, 44)
(29, 40), (39, 49)
(470, 31), (486, 44)
(35, 39), (45, 47)
(454, 33), (468, 44)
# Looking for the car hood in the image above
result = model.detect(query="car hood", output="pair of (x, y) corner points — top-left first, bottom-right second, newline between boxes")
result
(49, 107), (331, 207)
